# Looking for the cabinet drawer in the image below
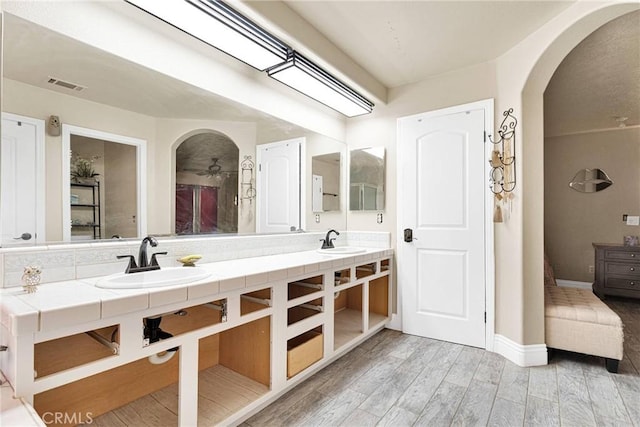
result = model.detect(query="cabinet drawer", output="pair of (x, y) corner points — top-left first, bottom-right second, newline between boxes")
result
(287, 330), (323, 378)
(605, 250), (640, 262)
(605, 263), (640, 277)
(605, 276), (639, 291)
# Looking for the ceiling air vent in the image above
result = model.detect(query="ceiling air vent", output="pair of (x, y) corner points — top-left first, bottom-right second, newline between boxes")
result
(47, 76), (87, 92)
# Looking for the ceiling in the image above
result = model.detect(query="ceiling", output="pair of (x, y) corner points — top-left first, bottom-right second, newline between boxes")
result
(274, 1), (638, 134)
(281, 0), (574, 88)
(544, 10), (640, 136)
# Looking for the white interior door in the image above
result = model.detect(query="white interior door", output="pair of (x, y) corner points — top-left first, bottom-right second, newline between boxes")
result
(256, 138), (303, 233)
(398, 104), (488, 348)
(1, 113), (45, 246)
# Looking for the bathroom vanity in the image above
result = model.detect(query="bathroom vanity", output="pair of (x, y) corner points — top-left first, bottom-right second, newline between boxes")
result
(0, 241), (392, 426)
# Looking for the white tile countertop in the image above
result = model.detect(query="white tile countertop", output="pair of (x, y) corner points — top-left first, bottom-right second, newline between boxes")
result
(0, 248), (392, 336)
(0, 376), (44, 426)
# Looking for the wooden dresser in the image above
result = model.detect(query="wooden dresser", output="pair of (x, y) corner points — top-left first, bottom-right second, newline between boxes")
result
(593, 243), (640, 299)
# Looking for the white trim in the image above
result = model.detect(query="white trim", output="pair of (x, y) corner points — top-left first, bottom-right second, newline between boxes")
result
(493, 334), (548, 367)
(62, 124), (147, 241)
(395, 98), (495, 350)
(1, 112), (46, 244)
(545, 124), (640, 139)
(556, 279), (592, 290)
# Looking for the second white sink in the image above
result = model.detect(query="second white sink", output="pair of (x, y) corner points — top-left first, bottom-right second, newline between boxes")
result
(317, 247), (367, 255)
(96, 267), (212, 289)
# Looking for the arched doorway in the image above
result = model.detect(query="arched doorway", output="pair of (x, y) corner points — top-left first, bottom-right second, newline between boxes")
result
(175, 131), (239, 234)
(519, 3), (639, 347)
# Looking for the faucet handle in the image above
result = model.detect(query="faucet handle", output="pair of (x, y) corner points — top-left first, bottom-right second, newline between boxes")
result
(150, 252), (168, 268)
(117, 255), (138, 274)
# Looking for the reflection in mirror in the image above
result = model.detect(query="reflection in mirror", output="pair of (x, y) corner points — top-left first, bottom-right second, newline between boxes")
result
(569, 168), (613, 193)
(62, 124), (146, 243)
(175, 132), (239, 234)
(70, 135), (137, 240)
(350, 148), (385, 211)
(312, 153), (341, 213)
(1, 11), (347, 244)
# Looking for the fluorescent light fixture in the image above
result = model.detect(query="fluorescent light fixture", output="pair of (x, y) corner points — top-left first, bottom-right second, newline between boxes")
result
(268, 53), (374, 117)
(126, 0), (289, 70)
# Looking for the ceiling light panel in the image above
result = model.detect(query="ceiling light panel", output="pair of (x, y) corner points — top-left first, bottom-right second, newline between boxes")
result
(268, 53), (373, 117)
(126, 0), (289, 70)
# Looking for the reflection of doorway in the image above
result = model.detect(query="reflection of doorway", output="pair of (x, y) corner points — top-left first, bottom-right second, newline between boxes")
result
(175, 131), (239, 234)
(1, 113), (46, 246)
(70, 135), (137, 240)
(176, 185), (218, 234)
(62, 125), (146, 241)
(256, 138), (304, 233)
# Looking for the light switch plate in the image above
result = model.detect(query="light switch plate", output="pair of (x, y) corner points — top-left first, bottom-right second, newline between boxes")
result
(627, 215), (640, 226)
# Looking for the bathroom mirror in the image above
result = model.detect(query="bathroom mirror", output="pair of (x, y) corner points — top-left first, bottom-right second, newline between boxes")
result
(569, 168), (613, 193)
(349, 147), (385, 211)
(311, 152), (341, 213)
(0, 11), (346, 244)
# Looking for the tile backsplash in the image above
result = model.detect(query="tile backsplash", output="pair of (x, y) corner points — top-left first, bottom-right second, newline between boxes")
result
(0, 231), (390, 288)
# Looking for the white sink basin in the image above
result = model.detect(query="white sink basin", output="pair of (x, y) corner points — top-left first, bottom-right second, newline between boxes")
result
(317, 247), (367, 255)
(96, 267), (212, 289)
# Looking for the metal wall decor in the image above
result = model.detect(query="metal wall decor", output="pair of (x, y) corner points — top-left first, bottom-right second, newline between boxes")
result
(488, 108), (517, 194)
(240, 155), (256, 203)
(488, 108), (518, 223)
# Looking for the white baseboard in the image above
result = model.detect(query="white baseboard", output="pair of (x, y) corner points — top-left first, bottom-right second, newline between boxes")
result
(493, 334), (547, 367)
(386, 314), (401, 331)
(556, 279), (592, 290)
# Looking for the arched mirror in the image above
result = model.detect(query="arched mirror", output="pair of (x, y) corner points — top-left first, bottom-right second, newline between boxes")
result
(175, 132), (239, 234)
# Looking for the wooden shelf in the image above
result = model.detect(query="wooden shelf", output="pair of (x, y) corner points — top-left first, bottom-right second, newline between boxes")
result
(34, 326), (118, 378)
(334, 309), (363, 350)
(87, 364), (269, 426)
(240, 288), (271, 316)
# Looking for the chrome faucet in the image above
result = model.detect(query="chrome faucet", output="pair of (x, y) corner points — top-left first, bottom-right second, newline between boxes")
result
(117, 235), (167, 274)
(320, 229), (340, 249)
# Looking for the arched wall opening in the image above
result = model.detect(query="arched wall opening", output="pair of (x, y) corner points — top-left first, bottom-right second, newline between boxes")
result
(172, 129), (240, 235)
(519, 2), (640, 346)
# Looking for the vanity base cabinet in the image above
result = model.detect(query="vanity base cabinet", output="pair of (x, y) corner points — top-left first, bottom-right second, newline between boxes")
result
(593, 243), (640, 299)
(33, 316), (271, 427)
(14, 251), (393, 427)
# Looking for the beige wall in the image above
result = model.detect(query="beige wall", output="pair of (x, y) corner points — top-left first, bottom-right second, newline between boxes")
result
(545, 127), (640, 282)
(104, 142), (137, 238)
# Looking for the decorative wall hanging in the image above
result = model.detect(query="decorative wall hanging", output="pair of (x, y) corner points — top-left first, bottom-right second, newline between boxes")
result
(240, 155), (256, 204)
(488, 108), (518, 223)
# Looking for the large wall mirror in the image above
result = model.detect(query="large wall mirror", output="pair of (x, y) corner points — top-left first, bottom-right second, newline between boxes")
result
(349, 147), (385, 211)
(0, 11), (346, 246)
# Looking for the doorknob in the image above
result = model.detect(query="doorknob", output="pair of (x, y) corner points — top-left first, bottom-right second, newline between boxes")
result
(13, 232), (32, 241)
(404, 228), (417, 242)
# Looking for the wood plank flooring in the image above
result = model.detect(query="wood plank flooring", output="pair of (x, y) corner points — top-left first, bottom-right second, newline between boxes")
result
(247, 296), (640, 427)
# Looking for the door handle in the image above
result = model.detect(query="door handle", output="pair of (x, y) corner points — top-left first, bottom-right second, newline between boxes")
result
(404, 228), (417, 242)
(13, 232), (32, 241)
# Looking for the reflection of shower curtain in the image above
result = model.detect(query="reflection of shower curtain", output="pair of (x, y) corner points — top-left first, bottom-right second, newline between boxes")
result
(176, 185), (218, 234)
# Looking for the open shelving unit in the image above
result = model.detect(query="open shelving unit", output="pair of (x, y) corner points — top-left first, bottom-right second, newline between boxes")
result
(70, 181), (101, 239)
